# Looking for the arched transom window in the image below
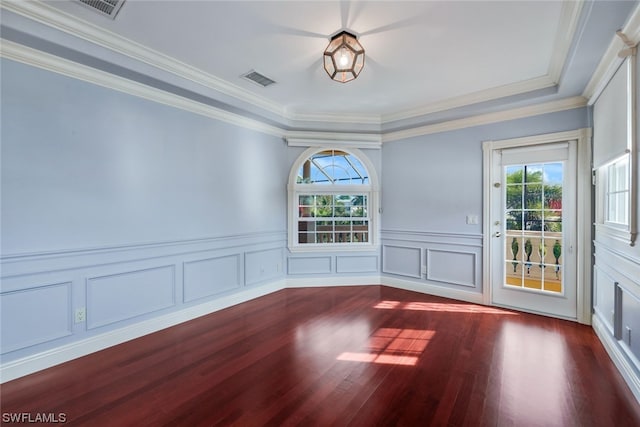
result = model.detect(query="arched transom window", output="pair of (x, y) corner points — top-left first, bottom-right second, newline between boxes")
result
(288, 148), (378, 251)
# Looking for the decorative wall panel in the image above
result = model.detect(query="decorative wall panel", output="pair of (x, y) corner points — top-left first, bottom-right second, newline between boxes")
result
(382, 245), (421, 278)
(87, 265), (175, 330)
(245, 248), (283, 286)
(183, 255), (241, 302)
(1, 283), (72, 353)
(287, 256), (332, 275)
(426, 249), (477, 288)
(336, 255), (378, 274)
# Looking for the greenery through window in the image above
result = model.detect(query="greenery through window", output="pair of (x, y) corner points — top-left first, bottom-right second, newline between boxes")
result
(505, 163), (563, 232)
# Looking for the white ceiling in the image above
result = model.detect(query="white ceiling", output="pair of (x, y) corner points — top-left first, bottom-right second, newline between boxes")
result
(45, 0), (579, 124)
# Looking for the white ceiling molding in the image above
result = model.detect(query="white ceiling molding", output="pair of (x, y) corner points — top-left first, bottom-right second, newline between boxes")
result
(285, 131), (382, 149)
(0, 39), (285, 138)
(547, 0), (585, 84)
(1, 36), (588, 147)
(1, 0), (586, 129)
(381, 0), (584, 125)
(1, 0), (286, 118)
(381, 75), (556, 124)
(286, 110), (382, 126)
(382, 96), (588, 143)
(583, 2), (640, 104)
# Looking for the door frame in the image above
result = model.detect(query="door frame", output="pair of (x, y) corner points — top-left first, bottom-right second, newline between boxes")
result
(482, 128), (593, 324)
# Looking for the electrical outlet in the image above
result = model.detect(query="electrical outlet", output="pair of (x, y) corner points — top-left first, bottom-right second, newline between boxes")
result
(75, 308), (86, 323)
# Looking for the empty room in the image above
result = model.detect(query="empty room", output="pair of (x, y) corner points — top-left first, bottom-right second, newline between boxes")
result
(2, 0), (640, 425)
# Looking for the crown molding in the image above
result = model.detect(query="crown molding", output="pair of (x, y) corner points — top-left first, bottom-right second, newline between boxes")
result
(1, 0), (286, 118)
(2, 0), (588, 130)
(285, 131), (382, 149)
(2, 36), (587, 146)
(583, 2), (640, 103)
(547, 0), (585, 84)
(381, 75), (557, 124)
(381, 0), (584, 124)
(286, 110), (381, 126)
(382, 96), (588, 143)
(0, 39), (285, 138)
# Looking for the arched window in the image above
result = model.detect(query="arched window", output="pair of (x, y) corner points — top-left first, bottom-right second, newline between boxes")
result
(288, 147), (379, 251)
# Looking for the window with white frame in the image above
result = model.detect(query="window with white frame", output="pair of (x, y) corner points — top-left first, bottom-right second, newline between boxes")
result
(288, 148), (378, 251)
(605, 155), (630, 227)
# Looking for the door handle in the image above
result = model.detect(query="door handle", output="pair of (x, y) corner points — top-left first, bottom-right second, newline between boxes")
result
(494, 232), (501, 238)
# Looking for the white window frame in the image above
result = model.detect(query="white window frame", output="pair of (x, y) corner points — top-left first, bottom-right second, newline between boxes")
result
(595, 153), (636, 245)
(605, 154), (631, 227)
(288, 147), (379, 252)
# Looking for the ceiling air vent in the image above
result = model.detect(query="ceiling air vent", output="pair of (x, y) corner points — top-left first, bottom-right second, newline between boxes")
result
(242, 70), (276, 88)
(77, 0), (126, 19)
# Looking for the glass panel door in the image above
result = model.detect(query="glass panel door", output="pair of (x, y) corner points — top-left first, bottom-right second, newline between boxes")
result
(505, 163), (564, 294)
(491, 142), (577, 320)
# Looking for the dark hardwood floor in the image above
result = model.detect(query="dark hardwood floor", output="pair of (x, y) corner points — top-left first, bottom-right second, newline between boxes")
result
(2, 286), (640, 426)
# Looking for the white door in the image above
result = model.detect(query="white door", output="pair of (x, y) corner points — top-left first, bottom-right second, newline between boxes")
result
(489, 141), (578, 319)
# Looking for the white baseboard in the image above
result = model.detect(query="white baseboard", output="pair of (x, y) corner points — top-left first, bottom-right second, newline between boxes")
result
(286, 275), (381, 288)
(381, 276), (485, 305)
(592, 314), (640, 404)
(0, 280), (286, 383)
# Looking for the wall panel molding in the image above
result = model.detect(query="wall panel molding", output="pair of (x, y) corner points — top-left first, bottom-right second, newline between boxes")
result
(287, 256), (332, 275)
(86, 265), (176, 330)
(183, 254), (242, 303)
(0, 282), (72, 354)
(382, 245), (422, 279)
(426, 249), (478, 288)
(336, 255), (379, 274)
(245, 247), (284, 286)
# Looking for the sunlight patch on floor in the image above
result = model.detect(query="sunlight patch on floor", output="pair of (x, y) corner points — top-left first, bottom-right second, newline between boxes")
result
(337, 328), (434, 366)
(374, 300), (518, 315)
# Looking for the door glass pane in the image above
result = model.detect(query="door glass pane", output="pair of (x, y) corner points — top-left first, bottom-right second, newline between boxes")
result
(504, 162), (563, 294)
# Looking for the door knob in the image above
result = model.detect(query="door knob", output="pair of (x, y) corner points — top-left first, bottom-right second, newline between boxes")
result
(494, 232), (501, 238)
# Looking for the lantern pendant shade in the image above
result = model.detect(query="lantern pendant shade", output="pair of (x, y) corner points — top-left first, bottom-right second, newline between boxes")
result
(323, 31), (365, 83)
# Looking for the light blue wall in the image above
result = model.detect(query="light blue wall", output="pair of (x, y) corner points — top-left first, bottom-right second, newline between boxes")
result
(380, 108), (589, 295)
(1, 59), (287, 255)
(1, 59), (289, 363)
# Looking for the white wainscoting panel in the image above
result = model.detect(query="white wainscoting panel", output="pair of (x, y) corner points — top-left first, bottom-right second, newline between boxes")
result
(245, 247), (284, 286)
(86, 265), (176, 330)
(426, 249), (477, 288)
(621, 285), (640, 366)
(183, 254), (241, 303)
(336, 255), (379, 274)
(593, 265), (617, 335)
(381, 230), (483, 295)
(382, 245), (422, 278)
(0, 282), (72, 354)
(287, 256), (332, 275)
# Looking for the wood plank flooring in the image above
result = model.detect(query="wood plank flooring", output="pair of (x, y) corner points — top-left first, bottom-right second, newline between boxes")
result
(2, 286), (640, 426)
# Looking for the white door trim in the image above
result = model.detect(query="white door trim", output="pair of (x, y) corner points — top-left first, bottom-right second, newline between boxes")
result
(482, 128), (593, 324)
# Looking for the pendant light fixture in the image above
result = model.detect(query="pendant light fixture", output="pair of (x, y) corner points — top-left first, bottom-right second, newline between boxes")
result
(323, 30), (365, 83)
